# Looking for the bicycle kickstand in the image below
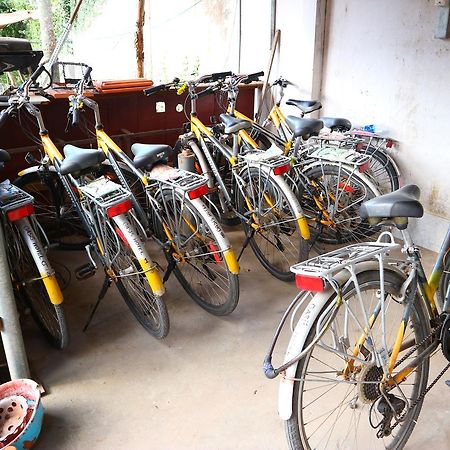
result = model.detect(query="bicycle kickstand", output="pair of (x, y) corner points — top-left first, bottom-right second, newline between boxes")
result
(237, 227), (256, 262)
(83, 275), (112, 332)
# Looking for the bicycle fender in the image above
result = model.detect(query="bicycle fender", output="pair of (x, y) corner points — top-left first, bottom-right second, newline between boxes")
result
(112, 214), (165, 296)
(16, 217), (63, 305)
(190, 197), (239, 275)
(278, 260), (406, 420)
(17, 165), (57, 177)
(256, 164), (311, 240)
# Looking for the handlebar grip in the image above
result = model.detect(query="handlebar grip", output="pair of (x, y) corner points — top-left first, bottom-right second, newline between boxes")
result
(196, 87), (215, 98)
(71, 108), (81, 127)
(84, 66), (93, 81)
(211, 71), (232, 81)
(29, 64), (46, 83)
(143, 83), (167, 96)
(0, 96), (9, 103)
(244, 71), (264, 83)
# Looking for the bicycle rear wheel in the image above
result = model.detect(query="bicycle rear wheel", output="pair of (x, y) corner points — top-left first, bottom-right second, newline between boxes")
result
(104, 216), (169, 339)
(6, 220), (69, 349)
(295, 164), (379, 244)
(285, 270), (430, 449)
(14, 171), (89, 250)
(236, 167), (308, 281)
(153, 188), (240, 315)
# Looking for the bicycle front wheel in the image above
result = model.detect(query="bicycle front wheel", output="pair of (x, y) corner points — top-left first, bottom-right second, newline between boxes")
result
(236, 167), (308, 281)
(105, 216), (169, 339)
(285, 270), (430, 450)
(153, 188), (240, 315)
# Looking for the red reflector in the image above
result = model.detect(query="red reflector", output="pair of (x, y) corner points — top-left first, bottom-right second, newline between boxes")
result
(273, 163), (290, 176)
(188, 184), (209, 200)
(208, 243), (222, 264)
(358, 161), (370, 173)
(385, 139), (393, 148)
(107, 199), (132, 218)
(295, 274), (325, 292)
(7, 203), (35, 221)
(338, 182), (355, 193)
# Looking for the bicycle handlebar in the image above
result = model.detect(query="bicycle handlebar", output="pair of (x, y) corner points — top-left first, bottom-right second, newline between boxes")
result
(242, 71), (264, 84)
(71, 107), (80, 127)
(143, 77), (180, 96)
(196, 86), (216, 98)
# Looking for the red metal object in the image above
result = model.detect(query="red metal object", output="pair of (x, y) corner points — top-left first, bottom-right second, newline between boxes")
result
(273, 163), (290, 176)
(188, 184), (208, 200)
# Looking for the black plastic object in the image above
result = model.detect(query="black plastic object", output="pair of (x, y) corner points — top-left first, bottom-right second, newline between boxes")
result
(196, 87), (215, 98)
(143, 83), (167, 96)
(0, 37), (43, 75)
(210, 71), (232, 81)
(244, 71), (264, 83)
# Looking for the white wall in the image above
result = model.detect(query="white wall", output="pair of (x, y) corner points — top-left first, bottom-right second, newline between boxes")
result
(271, 0), (449, 251)
(321, 0), (450, 250)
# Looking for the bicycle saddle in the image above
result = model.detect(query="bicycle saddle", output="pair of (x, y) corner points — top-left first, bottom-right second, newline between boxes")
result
(219, 114), (252, 134)
(131, 143), (170, 169)
(60, 145), (105, 175)
(360, 184), (423, 229)
(286, 99), (322, 114)
(285, 116), (323, 139)
(321, 117), (352, 132)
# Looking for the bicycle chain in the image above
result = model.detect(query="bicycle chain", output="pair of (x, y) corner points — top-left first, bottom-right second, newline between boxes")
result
(386, 322), (449, 433)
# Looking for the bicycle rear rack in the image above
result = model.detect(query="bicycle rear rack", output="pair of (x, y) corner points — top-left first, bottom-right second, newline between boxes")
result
(304, 145), (371, 167)
(0, 180), (34, 212)
(146, 166), (208, 194)
(79, 176), (131, 210)
(240, 146), (290, 169)
(290, 239), (400, 280)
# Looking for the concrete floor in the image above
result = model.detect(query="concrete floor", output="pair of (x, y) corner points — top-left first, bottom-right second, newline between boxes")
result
(17, 228), (450, 449)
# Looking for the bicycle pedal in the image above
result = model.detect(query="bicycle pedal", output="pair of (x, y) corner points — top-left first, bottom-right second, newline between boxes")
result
(75, 263), (97, 280)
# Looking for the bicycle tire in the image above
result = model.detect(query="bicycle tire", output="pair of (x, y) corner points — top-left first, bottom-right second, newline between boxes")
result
(236, 167), (308, 281)
(358, 145), (400, 194)
(153, 188), (240, 315)
(294, 164), (379, 244)
(14, 171), (90, 250)
(104, 214), (169, 339)
(6, 220), (69, 349)
(285, 270), (430, 450)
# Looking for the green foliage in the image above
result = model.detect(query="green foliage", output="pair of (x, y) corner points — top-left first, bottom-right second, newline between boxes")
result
(0, 0), (39, 44)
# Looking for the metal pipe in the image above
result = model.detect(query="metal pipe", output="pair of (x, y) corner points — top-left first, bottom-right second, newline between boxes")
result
(0, 224), (30, 379)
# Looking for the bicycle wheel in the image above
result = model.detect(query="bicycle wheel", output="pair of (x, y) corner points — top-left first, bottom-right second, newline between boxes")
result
(236, 167), (308, 281)
(14, 172), (89, 250)
(285, 270), (430, 450)
(153, 188), (240, 316)
(358, 146), (399, 194)
(6, 220), (69, 349)
(295, 164), (379, 244)
(104, 216), (169, 339)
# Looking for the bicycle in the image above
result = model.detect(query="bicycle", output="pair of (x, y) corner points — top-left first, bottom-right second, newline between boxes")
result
(261, 76), (400, 195)
(221, 73), (382, 246)
(1, 67), (169, 339)
(263, 184), (450, 449)
(170, 72), (311, 281)
(0, 149), (68, 349)
(65, 66), (240, 316)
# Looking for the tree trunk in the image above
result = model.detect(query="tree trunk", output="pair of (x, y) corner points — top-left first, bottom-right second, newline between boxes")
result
(135, 0), (145, 78)
(36, 0), (56, 60)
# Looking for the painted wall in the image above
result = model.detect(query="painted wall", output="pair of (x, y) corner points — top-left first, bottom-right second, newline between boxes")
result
(320, 0), (450, 251)
(272, 0), (449, 251)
